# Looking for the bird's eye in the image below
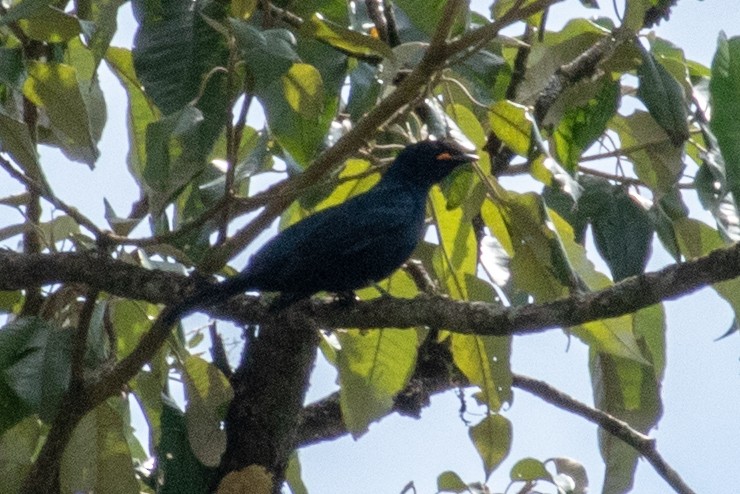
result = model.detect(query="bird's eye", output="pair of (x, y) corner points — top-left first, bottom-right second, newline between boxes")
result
(436, 152), (453, 160)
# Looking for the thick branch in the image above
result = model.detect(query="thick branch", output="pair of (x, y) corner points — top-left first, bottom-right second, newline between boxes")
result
(3, 241), (740, 338)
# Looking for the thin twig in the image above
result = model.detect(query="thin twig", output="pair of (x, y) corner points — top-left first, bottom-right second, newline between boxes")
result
(71, 289), (99, 389)
(513, 374), (696, 494)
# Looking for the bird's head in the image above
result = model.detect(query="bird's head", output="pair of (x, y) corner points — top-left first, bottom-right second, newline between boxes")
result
(387, 139), (479, 187)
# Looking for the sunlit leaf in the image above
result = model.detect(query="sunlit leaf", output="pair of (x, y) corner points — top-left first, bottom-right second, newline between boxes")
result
(637, 45), (689, 146)
(469, 414), (511, 479)
(337, 329), (420, 437)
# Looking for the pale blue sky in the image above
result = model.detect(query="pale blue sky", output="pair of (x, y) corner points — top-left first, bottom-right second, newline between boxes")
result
(0, 1), (737, 493)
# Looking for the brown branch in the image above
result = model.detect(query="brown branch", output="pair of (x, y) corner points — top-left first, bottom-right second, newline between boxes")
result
(70, 289), (99, 389)
(3, 239), (740, 338)
(512, 374), (696, 494)
(297, 371), (696, 494)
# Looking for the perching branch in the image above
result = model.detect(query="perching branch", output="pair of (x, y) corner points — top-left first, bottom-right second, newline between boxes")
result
(3, 240), (740, 338)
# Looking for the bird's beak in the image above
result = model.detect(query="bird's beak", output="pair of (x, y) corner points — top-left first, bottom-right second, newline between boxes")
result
(437, 151), (479, 163)
(457, 152), (479, 163)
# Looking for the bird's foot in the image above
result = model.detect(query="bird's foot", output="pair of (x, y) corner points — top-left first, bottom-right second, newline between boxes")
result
(332, 291), (358, 307)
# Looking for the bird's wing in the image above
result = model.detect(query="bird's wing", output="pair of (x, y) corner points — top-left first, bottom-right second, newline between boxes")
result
(244, 190), (424, 291)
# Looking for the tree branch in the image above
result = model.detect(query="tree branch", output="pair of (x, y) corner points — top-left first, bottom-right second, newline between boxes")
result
(3, 240), (740, 338)
(297, 371), (696, 494)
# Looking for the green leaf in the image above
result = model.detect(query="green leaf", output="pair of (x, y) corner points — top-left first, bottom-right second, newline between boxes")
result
(430, 187), (479, 299)
(182, 355), (233, 468)
(231, 21), (298, 91)
(468, 414), (511, 479)
(337, 329), (420, 437)
(110, 299), (155, 359)
(636, 46), (689, 146)
(285, 452), (309, 494)
(281, 63), (324, 120)
(437, 471), (468, 493)
(0, 110), (41, 180)
(105, 46), (160, 188)
(86, 0), (128, 69)
(302, 13), (394, 61)
(0, 46), (24, 87)
(590, 186), (654, 281)
(157, 398), (215, 493)
(19, 6), (81, 42)
(710, 33), (740, 210)
(483, 192), (577, 301)
(553, 78), (619, 172)
(60, 402), (140, 494)
(23, 61), (99, 167)
(132, 0), (196, 114)
(0, 417), (41, 493)
(674, 218), (740, 319)
(488, 100), (533, 157)
(551, 212), (649, 363)
(510, 457), (552, 482)
(591, 343), (663, 494)
(1, 317), (72, 423)
(0, 0), (48, 26)
(394, 0), (448, 36)
(451, 334), (511, 411)
(610, 111), (684, 195)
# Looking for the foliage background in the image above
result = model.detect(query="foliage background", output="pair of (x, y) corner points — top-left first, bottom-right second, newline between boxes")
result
(0, 0), (737, 493)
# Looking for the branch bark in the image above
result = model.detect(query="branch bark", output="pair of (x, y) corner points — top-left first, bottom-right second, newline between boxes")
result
(2, 240), (740, 339)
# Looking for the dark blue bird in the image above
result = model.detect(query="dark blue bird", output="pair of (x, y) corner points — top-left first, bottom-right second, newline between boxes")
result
(181, 139), (478, 312)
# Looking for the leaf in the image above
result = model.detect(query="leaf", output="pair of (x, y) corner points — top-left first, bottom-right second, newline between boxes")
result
(394, 0), (448, 36)
(157, 398), (215, 494)
(285, 452), (308, 494)
(591, 345), (663, 494)
(337, 329), (420, 437)
(468, 414), (511, 479)
(590, 186), (654, 281)
(430, 187), (479, 299)
(610, 111), (684, 195)
(553, 78), (619, 172)
(85, 0), (128, 69)
(182, 355), (233, 467)
(550, 212), (649, 363)
(483, 192), (577, 301)
(0, 417), (41, 493)
(488, 100), (533, 156)
(673, 218), (740, 320)
(437, 471), (468, 493)
(1, 317), (72, 423)
(636, 45), (689, 146)
(510, 458), (552, 482)
(132, 0), (196, 114)
(550, 457), (589, 494)
(451, 334), (511, 411)
(105, 46), (160, 187)
(60, 402), (140, 494)
(0, 110), (42, 179)
(0, 0), (48, 26)
(709, 33), (740, 210)
(302, 13), (394, 61)
(218, 465), (273, 494)
(18, 7), (81, 42)
(23, 61), (99, 167)
(281, 63), (324, 120)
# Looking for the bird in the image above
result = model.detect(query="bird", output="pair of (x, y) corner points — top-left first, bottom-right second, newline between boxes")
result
(174, 139), (478, 315)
